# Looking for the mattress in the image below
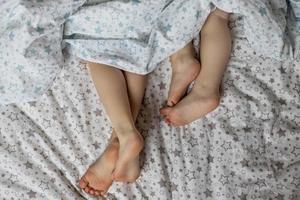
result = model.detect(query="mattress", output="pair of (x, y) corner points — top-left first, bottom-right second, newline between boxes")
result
(0, 8), (299, 200)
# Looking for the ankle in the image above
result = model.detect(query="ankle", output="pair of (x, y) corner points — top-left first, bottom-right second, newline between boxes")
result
(171, 52), (195, 63)
(171, 44), (196, 62)
(115, 127), (144, 152)
(193, 82), (221, 96)
(170, 57), (200, 76)
(113, 125), (136, 135)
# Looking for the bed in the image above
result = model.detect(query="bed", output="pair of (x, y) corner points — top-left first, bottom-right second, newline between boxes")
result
(0, 2), (299, 200)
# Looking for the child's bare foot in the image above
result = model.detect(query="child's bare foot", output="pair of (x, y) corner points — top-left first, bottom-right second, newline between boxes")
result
(112, 128), (144, 182)
(78, 135), (119, 196)
(160, 85), (220, 126)
(113, 156), (140, 182)
(168, 46), (200, 106)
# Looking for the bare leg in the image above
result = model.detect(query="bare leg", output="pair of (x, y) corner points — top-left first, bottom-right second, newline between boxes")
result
(112, 71), (147, 182)
(167, 42), (201, 106)
(161, 9), (231, 126)
(79, 63), (146, 196)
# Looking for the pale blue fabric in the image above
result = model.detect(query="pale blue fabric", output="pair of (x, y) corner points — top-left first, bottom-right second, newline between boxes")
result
(0, 0), (293, 105)
(289, 0), (300, 18)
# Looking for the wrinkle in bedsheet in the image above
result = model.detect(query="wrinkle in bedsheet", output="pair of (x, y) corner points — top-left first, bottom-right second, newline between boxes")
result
(0, 35), (300, 200)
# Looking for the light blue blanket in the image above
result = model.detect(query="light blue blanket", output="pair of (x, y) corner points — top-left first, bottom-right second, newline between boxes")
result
(0, 0), (296, 105)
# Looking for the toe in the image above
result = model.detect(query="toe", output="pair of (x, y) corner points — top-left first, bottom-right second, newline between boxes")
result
(166, 99), (175, 107)
(168, 115), (185, 127)
(160, 107), (172, 116)
(84, 187), (91, 193)
(79, 177), (88, 189)
(89, 189), (95, 195)
(167, 95), (181, 107)
(167, 115), (180, 126)
(99, 184), (110, 195)
(164, 117), (171, 125)
(165, 111), (181, 127)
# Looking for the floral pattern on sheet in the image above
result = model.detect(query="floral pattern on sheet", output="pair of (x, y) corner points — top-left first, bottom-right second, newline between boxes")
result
(0, 0), (292, 105)
(0, 14), (299, 200)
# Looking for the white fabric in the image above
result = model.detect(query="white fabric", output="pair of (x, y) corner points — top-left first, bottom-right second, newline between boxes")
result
(0, 12), (299, 199)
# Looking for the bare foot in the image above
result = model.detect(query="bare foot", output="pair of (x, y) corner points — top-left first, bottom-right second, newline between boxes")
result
(78, 135), (119, 196)
(112, 128), (144, 182)
(160, 85), (220, 126)
(168, 47), (201, 106)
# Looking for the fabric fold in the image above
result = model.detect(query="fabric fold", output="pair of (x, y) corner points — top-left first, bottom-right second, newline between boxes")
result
(0, 0), (292, 105)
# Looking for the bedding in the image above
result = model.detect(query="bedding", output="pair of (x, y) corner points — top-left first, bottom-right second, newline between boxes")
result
(0, 0), (291, 105)
(0, 1), (300, 200)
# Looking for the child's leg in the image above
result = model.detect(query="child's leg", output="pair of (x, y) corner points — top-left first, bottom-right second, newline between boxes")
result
(161, 9), (231, 126)
(112, 71), (147, 182)
(79, 62), (146, 195)
(87, 63), (144, 155)
(168, 42), (201, 106)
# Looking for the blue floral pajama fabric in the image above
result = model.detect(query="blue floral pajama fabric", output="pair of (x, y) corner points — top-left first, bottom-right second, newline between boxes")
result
(0, 0), (294, 105)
